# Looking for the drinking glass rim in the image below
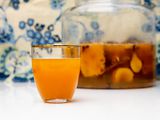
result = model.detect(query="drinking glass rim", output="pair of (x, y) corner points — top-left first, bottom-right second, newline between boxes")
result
(32, 44), (80, 48)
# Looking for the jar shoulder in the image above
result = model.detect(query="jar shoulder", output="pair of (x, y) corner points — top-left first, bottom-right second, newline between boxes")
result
(66, 3), (155, 17)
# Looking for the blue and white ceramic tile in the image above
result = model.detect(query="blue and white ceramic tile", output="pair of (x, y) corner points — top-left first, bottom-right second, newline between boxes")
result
(0, 0), (75, 83)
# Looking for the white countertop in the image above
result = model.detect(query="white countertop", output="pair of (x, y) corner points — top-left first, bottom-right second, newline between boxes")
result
(0, 82), (160, 120)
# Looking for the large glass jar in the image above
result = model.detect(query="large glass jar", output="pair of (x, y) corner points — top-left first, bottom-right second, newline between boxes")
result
(62, 0), (156, 89)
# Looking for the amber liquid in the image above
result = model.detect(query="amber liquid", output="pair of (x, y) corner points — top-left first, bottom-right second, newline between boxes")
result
(32, 46), (80, 102)
(79, 43), (155, 89)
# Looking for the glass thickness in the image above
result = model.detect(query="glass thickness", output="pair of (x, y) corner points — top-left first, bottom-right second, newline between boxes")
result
(32, 45), (80, 103)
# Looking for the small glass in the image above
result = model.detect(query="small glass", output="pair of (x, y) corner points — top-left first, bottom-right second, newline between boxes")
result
(31, 44), (80, 103)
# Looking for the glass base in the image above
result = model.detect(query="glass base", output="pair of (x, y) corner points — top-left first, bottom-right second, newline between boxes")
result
(44, 99), (69, 104)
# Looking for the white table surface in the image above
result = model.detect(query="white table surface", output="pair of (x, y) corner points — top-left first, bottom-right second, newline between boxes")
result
(0, 82), (160, 120)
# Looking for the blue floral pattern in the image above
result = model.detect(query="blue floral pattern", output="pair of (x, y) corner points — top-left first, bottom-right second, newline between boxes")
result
(0, 0), (65, 82)
(10, 0), (30, 10)
(143, 0), (160, 77)
(67, 20), (104, 43)
(0, 25), (15, 44)
(51, 0), (65, 9)
(143, 0), (156, 9)
(0, 47), (33, 82)
(84, 21), (104, 42)
(18, 18), (61, 45)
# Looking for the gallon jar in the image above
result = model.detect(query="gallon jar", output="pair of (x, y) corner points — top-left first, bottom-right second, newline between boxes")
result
(62, 0), (156, 89)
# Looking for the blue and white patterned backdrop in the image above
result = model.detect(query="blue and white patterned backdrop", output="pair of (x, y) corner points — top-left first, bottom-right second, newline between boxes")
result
(0, 0), (75, 83)
(0, 0), (160, 83)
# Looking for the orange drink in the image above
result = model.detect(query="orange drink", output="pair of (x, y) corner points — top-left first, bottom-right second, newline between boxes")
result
(32, 45), (80, 103)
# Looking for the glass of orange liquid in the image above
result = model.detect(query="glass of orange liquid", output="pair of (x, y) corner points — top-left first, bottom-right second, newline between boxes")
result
(31, 44), (80, 103)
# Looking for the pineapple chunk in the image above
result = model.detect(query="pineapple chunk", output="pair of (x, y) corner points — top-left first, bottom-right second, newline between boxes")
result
(112, 67), (134, 83)
(80, 44), (105, 77)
